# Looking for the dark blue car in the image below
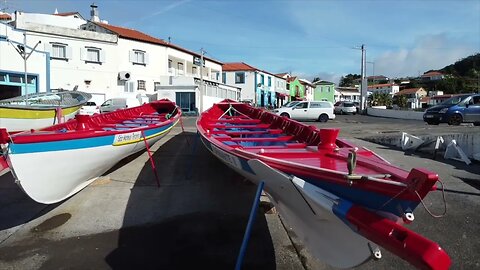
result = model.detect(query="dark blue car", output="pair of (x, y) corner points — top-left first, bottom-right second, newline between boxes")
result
(423, 94), (480, 125)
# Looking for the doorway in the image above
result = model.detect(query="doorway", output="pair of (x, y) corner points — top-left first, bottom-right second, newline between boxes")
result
(176, 92), (196, 114)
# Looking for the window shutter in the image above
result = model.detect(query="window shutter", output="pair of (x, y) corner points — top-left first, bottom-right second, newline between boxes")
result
(99, 50), (105, 63)
(144, 52), (149, 65)
(80, 47), (85, 61)
(65, 46), (72, 59)
(129, 50), (135, 63)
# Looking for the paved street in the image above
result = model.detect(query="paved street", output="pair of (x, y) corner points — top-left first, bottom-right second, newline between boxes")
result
(0, 115), (479, 270)
(312, 114), (480, 139)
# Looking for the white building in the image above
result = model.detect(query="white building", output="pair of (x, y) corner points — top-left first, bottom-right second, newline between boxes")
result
(299, 79), (315, 101)
(367, 83), (400, 96)
(335, 87), (360, 102)
(0, 5), (240, 113)
(223, 62), (287, 108)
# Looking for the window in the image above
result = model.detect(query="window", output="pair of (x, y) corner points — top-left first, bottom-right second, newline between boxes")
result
(137, 80), (146, 90)
(260, 74), (264, 85)
(295, 102), (308, 109)
(168, 59), (173, 69)
(27, 75), (35, 84)
(222, 72), (226, 84)
(178, 62), (184, 75)
(235, 72), (245, 84)
(9, 75), (22, 83)
(0, 73), (5, 82)
(192, 66), (197, 75)
(82, 47), (104, 63)
(154, 82), (161, 91)
(268, 77), (271, 87)
(310, 102), (329, 108)
(87, 48), (100, 62)
(51, 43), (67, 59)
(131, 50), (147, 65)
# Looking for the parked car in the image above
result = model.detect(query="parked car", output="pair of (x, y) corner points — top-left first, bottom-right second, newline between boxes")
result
(334, 101), (357, 115)
(78, 101), (100, 115)
(100, 97), (141, 113)
(423, 93), (480, 125)
(273, 101), (335, 122)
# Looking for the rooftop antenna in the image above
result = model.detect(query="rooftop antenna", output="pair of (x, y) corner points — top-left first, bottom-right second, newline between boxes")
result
(90, 3), (99, 22)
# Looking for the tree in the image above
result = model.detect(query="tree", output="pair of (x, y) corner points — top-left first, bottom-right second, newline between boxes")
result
(339, 74), (361, 87)
(394, 95), (408, 108)
(368, 92), (392, 107)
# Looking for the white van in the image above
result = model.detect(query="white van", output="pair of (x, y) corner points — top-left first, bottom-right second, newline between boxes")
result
(273, 101), (335, 122)
(100, 98), (141, 113)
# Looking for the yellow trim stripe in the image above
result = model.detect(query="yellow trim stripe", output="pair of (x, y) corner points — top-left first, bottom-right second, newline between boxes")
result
(112, 119), (179, 146)
(0, 105), (82, 119)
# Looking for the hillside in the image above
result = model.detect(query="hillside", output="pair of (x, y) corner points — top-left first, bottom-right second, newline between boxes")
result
(412, 53), (480, 94)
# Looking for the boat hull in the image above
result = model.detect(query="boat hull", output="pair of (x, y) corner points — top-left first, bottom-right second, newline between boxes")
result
(200, 135), (377, 268)
(196, 100), (450, 269)
(0, 105), (81, 132)
(6, 123), (176, 204)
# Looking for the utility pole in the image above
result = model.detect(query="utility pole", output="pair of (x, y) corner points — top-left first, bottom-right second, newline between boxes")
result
(360, 44), (367, 113)
(199, 48), (205, 113)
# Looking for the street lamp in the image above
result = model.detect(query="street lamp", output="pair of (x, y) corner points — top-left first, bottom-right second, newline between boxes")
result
(367, 61), (375, 85)
(9, 33), (41, 104)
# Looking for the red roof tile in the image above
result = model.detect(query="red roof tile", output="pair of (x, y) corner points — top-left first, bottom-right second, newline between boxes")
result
(0, 13), (11, 20)
(96, 23), (222, 65)
(222, 62), (257, 71)
(97, 22), (168, 45)
(422, 71), (443, 76)
(368, 83), (396, 89)
(395, 88), (425, 96)
(287, 76), (297, 83)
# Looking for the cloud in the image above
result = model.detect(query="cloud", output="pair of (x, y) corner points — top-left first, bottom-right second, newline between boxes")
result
(123, 0), (190, 26)
(374, 34), (478, 78)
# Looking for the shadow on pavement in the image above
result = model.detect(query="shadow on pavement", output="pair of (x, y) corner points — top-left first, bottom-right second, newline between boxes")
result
(0, 171), (61, 231)
(105, 131), (276, 269)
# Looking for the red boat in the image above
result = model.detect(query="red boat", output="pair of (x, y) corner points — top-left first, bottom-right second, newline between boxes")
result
(197, 100), (450, 269)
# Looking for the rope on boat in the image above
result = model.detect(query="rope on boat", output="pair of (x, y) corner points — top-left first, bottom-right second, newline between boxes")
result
(165, 106), (178, 119)
(415, 178), (447, 218)
(217, 101), (251, 120)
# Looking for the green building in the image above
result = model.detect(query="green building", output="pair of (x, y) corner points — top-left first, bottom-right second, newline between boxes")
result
(313, 80), (335, 103)
(287, 77), (305, 101)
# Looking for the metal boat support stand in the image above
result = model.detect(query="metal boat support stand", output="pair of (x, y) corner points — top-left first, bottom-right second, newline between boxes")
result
(141, 130), (160, 187)
(235, 181), (265, 270)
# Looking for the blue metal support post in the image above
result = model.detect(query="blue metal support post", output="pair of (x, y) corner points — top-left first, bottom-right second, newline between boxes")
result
(235, 181), (265, 270)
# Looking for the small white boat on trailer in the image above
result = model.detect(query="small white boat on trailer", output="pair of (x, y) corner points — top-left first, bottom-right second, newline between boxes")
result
(0, 99), (181, 204)
(0, 90), (92, 132)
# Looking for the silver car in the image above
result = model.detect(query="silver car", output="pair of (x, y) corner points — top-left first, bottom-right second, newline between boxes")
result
(334, 101), (357, 115)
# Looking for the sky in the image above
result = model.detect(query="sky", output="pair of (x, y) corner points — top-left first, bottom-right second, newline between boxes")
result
(2, 0), (479, 84)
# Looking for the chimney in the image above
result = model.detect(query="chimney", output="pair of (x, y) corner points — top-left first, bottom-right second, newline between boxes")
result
(90, 3), (99, 22)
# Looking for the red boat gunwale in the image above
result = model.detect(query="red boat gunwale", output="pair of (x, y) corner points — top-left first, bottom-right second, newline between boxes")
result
(0, 99), (181, 144)
(197, 100), (439, 203)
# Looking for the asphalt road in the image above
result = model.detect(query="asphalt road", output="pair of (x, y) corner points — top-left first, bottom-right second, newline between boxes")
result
(311, 114), (479, 139)
(0, 115), (478, 270)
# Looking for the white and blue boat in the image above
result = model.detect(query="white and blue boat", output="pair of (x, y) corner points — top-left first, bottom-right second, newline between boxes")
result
(0, 99), (181, 204)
